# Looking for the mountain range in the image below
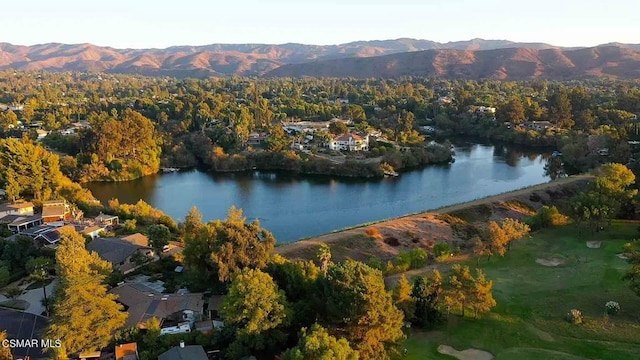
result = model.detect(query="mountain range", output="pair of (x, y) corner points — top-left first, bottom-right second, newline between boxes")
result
(1, 38), (639, 80)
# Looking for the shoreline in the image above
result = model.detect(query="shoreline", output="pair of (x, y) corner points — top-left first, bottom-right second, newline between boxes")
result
(275, 174), (593, 260)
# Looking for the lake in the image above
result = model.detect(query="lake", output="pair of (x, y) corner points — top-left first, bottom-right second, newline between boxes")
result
(86, 142), (550, 242)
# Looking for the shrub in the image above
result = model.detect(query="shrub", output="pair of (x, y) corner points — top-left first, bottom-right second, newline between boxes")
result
(433, 242), (452, 258)
(605, 301), (620, 315)
(566, 309), (583, 324)
(395, 249), (428, 270)
(526, 206), (570, 230)
(365, 228), (381, 238)
(366, 256), (385, 271)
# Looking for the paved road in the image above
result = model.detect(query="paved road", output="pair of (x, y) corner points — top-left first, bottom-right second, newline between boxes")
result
(0, 308), (49, 359)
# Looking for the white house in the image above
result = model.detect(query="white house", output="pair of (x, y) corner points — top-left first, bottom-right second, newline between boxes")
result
(329, 134), (369, 151)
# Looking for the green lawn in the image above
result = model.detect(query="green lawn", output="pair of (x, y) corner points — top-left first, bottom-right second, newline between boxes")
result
(404, 222), (640, 360)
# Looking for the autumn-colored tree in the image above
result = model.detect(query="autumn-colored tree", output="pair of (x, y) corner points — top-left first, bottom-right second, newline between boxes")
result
(443, 265), (495, 318)
(282, 324), (359, 360)
(469, 268), (496, 318)
(393, 274), (415, 321)
(500, 218), (531, 250)
(47, 228), (125, 356)
(484, 221), (508, 260)
(0, 331), (13, 360)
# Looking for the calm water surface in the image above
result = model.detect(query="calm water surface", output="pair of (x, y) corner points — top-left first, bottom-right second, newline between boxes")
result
(86, 143), (550, 242)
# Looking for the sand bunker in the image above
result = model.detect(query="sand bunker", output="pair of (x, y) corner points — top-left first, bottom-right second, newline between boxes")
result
(438, 345), (494, 360)
(617, 253), (630, 260)
(536, 258), (566, 267)
(586, 241), (601, 248)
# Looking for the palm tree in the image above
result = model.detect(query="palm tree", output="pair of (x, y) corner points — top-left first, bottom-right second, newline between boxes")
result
(28, 257), (53, 317)
(317, 244), (332, 276)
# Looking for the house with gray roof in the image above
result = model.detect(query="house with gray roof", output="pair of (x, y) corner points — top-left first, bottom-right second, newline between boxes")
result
(158, 343), (207, 360)
(109, 283), (204, 329)
(86, 237), (154, 274)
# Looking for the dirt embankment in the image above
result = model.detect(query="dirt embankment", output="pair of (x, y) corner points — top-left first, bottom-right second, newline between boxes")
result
(275, 175), (592, 262)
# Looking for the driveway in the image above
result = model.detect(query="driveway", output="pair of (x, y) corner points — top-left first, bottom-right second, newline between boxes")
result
(18, 278), (58, 317)
(0, 308), (48, 359)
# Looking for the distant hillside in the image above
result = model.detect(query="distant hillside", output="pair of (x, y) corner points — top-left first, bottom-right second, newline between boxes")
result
(0, 38), (560, 77)
(266, 46), (640, 80)
(0, 39), (638, 79)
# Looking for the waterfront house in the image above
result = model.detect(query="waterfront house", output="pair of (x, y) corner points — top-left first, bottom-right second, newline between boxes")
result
(0, 202), (35, 219)
(2, 214), (43, 233)
(86, 237), (155, 274)
(80, 225), (106, 239)
(523, 121), (553, 132)
(329, 133), (369, 151)
(122, 233), (150, 247)
(95, 213), (119, 226)
(247, 132), (269, 145)
(109, 283), (205, 330)
(42, 200), (71, 223)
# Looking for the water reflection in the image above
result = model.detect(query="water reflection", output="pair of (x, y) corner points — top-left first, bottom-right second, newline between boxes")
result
(86, 142), (550, 242)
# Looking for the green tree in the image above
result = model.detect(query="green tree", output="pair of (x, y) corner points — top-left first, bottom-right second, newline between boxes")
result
(222, 268), (289, 357)
(549, 88), (574, 128)
(623, 240), (640, 297)
(526, 206), (569, 230)
(498, 97), (526, 124)
(412, 270), (443, 327)
(0, 266), (9, 288)
(183, 206), (276, 283)
(328, 121), (349, 135)
(282, 324), (359, 360)
(180, 206), (203, 241)
(320, 260), (404, 359)
(147, 224), (171, 254)
(265, 125), (292, 152)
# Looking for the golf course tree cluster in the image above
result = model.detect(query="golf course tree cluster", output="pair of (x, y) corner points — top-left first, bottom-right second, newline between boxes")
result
(394, 265), (497, 326)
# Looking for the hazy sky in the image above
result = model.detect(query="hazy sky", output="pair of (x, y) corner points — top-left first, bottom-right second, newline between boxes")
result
(2, 0), (638, 48)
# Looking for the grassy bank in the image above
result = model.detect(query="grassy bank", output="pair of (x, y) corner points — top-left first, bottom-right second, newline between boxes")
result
(404, 222), (640, 360)
(277, 175), (592, 261)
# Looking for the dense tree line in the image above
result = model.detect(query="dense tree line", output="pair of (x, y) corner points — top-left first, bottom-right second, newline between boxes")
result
(1, 71), (639, 181)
